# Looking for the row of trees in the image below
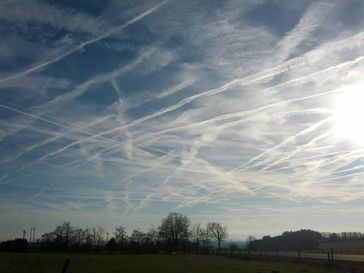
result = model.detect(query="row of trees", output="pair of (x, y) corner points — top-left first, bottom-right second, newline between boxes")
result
(0, 239), (28, 252)
(321, 232), (364, 240)
(2, 212), (228, 253)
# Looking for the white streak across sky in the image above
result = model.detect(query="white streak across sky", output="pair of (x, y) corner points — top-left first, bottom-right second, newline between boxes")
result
(1, 0), (364, 239)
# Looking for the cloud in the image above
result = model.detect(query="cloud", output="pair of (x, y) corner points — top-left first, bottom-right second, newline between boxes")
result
(0, 0), (169, 83)
(156, 74), (198, 99)
(1, 0), (364, 239)
(276, 2), (335, 61)
(0, 0), (108, 35)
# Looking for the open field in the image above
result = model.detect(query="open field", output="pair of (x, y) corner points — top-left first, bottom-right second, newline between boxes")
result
(236, 250), (364, 262)
(0, 253), (362, 273)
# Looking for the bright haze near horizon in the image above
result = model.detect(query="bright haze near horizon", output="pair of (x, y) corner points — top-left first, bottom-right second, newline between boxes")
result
(1, 0), (364, 241)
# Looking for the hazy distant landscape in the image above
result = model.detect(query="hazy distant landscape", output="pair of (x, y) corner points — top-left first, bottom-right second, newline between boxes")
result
(3, 212), (364, 255)
(3, 212), (364, 273)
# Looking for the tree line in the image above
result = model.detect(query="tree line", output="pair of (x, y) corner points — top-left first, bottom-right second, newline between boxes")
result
(1, 212), (228, 253)
(321, 231), (364, 240)
(246, 229), (321, 251)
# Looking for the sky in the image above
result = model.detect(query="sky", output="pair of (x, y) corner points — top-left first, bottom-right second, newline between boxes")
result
(1, 0), (364, 241)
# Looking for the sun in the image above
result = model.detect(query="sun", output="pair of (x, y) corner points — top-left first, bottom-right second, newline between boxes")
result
(333, 83), (364, 145)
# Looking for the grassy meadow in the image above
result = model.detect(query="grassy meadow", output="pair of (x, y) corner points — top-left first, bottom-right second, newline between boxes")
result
(1, 253), (361, 273)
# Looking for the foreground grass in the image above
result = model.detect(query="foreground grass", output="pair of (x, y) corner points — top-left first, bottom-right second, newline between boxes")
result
(0, 253), (357, 273)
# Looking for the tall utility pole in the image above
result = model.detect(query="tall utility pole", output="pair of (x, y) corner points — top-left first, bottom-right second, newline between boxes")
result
(23, 230), (26, 240)
(33, 227), (36, 242)
(29, 228), (33, 242)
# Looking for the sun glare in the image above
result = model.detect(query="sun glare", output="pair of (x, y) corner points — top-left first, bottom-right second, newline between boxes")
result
(333, 83), (364, 145)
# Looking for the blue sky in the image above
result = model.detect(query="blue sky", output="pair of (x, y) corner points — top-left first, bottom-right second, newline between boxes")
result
(1, 0), (364, 241)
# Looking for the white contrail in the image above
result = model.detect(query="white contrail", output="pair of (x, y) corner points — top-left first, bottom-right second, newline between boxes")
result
(93, 50), (362, 143)
(12, 30), (364, 155)
(276, 2), (334, 61)
(0, 44), (160, 146)
(236, 117), (333, 174)
(123, 50), (353, 144)
(129, 87), (341, 145)
(0, 104), (79, 130)
(134, 129), (220, 211)
(332, 164), (364, 175)
(31, 31), (364, 140)
(247, 133), (332, 192)
(176, 116), (334, 199)
(202, 119), (332, 198)
(264, 54), (364, 93)
(31, 182), (54, 201)
(274, 148), (364, 188)
(156, 76), (197, 99)
(260, 132), (331, 172)
(110, 79), (134, 159)
(0, 113), (113, 164)
(0, 0), (169, 83)
(32, 45), (159, 113)
(21, 87), (341, 170)
(0, 104), (174, 171)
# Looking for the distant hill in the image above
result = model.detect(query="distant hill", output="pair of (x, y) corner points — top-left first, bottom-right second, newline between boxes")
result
(246, 229), (321, 251)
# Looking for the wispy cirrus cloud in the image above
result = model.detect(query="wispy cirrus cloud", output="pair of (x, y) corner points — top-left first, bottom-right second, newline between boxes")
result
(1, 0), (364, 240)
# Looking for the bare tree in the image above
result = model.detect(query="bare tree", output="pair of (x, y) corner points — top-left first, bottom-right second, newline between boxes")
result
(190, 223), (202, 254)
(207, 222), (228, 251)
(92, 227), (97, 245)
(246, 235), (256, 250)
(147, 225), (159, 244)
(95, 226), (105, 246)
(159, 212), (190, 252)
(62, 222), (71, 247)
(131, 229), (144, 243)
(131, 229), (144, 254)
(200, 227), (211, 251)
(72, 228), (83, 248)
(114, 226), (127, 253)
(82, 228), (92, 246)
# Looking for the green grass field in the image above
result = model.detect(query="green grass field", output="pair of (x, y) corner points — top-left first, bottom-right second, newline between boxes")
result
(0, 253), (360, 273)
